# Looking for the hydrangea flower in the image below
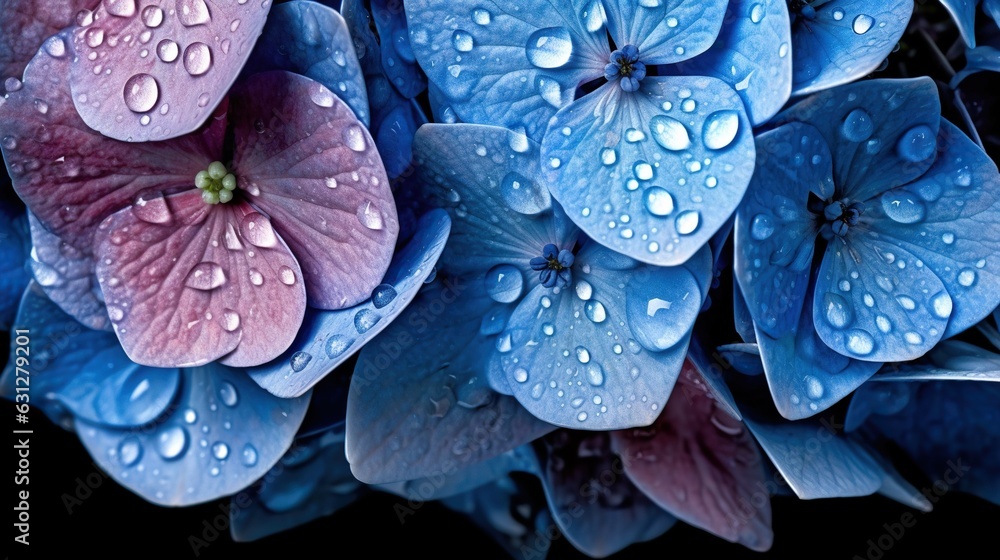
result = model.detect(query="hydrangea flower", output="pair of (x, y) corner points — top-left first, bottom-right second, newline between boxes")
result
(735, 78), (1000, 419)
(406, 0), (793, 265)
(1, 29), (399, 368)
(787, 0), (913, 95)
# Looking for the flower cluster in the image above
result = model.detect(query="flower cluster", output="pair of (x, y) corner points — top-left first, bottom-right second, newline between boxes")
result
(1, 0), (999, 556)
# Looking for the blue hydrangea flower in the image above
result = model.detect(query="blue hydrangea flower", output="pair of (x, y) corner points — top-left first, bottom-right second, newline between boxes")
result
(940, 0), (1000, 47)
(345, 123), (713, 486)
(405, 0), (793, 265)
(735, 77), (1000, 420)
(789, 0), (913, 95)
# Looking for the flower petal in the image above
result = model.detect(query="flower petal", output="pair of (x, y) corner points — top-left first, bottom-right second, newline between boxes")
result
(775, 77), (941, 203)
(791, 0), (914, 95)
(534, 430), (677, 557)
(231, 428), (366, 542)
(0, 35), (226, 246)
(76, 362), (309, 506)
(669, 0), (793, 125)
(27, 214), (110, 331)
(0, 203), (31, 328)
(244, 1), (370, 126)
(346, 278), (556, 484)
(405, 0), (608, 141)
(735, 122), (829, 338)
(611, 359), (773, 552)
(865, 120), (1000, 339)
(543, 78), (755, 266)
(247, 210), (450, 398)
(755, 278), (881, 419)
(371, 0), (427, 98)
(67, 0), (270, 141)
(939, 0), (978, 47)
(379, 446), (536, 503)
(499, 243), (711, 430)
(0, 0), (97, 93)
(601, 0), (727, 65)
(94, 191), (307, 368)
(874, 340), (1000, 382)
(230, 70), (398, 310)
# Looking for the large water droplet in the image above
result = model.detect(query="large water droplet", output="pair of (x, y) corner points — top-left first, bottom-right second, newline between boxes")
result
(649, 115), (691, 151)
(156, 426), (189, 460)
(644, 187), (674, 217)
(219, 381), (239, 406)
(222, 309), (241, 332)
(212, 441), (229, 460)
(290, 351), (312, 372)
(157, 39), (179, 63)
(675, 210), (700, 235)
(750, 3), (765, 23)
(452, 30), (474, 52)
(178, 0), (211, 26)
(123, 73), (159, 113)
(354, 309), (380, 333)
(627, 272), (701, 351)
(239, 212), (278, 248)
(343, 125), (367, 151)
(119, 437), (142, 466)
(852, 14), (874, 34)
(43, 36), (67, 58)
(241, 443), (258, 467)
(104, 0), (136, 18)
(575, 280), (593, 301)
(142, 5), (164, 27)
(513, 368), (529, 383)
(845, 329), (875, 356)
(897, 125), (935, 163)
(584, 300), (607, 323)
(132, 194), (171, 224)
(930, 291), (952, 319)
(823, 292), (853, 329)
(881, 191), (926, 224)
(750, 213), (774, 240)
(957, 268), (976, 287)
(357, 201), (384, 230)
(372, 284), (397, 308)
(501, 171), (548, 215)
(841, 108), (874, 142)
(473, 8), (491, 25)
(702, 110), (740, 150)
(484, 264), (523, 303)
(184, 262), (226, 290)
(526, 27), (573, 68)
(586, 363), (604, 386)
(183, 42), (212, 76)
(325, 334), (350, 359)
(805, 376), (824, 399)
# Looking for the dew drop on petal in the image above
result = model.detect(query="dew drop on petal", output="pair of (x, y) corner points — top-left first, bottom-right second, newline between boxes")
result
(241, 444), (258, 467)
(141, 5), (164, 27)
(157, 39), (179, 63)
(750, 214), (774, 240)
(156, 426), (189, 460)
(357, 201), (384, 230)
(897, 125), (936, 163)
(343, 125), (367, 151)
(290, 351), (312, 372)
(702, 110), (740, 150)
(178, 0), (212, 27)
(675, 210), (700, 235)
(841, 108), (874, 142)
(219, 381), (239, 406)
(852, 14), (874, 34)
(184, 262), (226, 291)
(325, 335), (350, 359)
(119, 437), (142, 466)
(104, 0), (136, 18)
(183, 42), (212, 76)
(371, 284), (397, 308)
(845, 329), (875, 356)
(212, 441), (229, 460)
(484, 264), (523, 303)
(525, 27), (573, 69)
(649, 115), (690, 151)
(123, 73), (159, 113)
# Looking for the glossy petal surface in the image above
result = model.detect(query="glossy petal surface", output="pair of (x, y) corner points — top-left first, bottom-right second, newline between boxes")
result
(0, 0), (97, 93)
(939, 0), (978, 47)
(543, 77), (755, 266)
(371, 0), (426, 98)
(601, 0), (726, 65)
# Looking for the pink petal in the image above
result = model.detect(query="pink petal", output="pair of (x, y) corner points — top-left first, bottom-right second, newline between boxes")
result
(0, 0), (98, 93)
(0, 35), (226, 249)
(230, 71), (398, 309)
(67, 0), (271, 141)
(94, 190), (307, 368)
(611, 358), (774, 551)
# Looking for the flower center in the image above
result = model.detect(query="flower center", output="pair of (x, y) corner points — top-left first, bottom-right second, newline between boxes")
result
(530, 243), (575, 289)
(819, 199), (864, 239)
(605, 45), (646, 93)
(195, 161), (237, 205)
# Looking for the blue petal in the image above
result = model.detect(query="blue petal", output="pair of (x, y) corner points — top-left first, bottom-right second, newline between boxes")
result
(247, 210), (451, 398)
(231, 428), (366, 541)
(870, 340), (1000, 382)
(716, 343), (765, 378)
(601, 0), (727, 65)
(56, 345), (180, 428)
(952, 46), (1000, 87)
(775, 78), (941, 203)
(379, 446), (536, 502)
(987, 0), (1000, 25)
(0, 202), (30, 329)
(939, 0), (979, 47)
(790, 0), (914, 95)
(866, 120), (1000, 339)
(871, 449), (934, 512)
(500, 243), (711, 429)
(346, 279), (556, 484)
(745, 416), (884, 499)
(688, 336), (744, 418)
(27, 214), (111, 331)
(374, 98), (426, 179)
(371, 0), (427, 98)
(534, 430), (677, 557)
(0, 283), (121, 428)
(413, 124), (571, 278)
(76, 363), (310, 506)
(756, 277), (881, 419)
(405, 0), (608, 141)
(735, 122), (828, 338)
(733, 281), (757, 343)
(542, 78), (755, 266)
(669, 0), (792, 125)
(244, 1), (370, 126)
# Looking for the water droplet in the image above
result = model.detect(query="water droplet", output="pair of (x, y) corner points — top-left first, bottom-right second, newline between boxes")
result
(930, 291), (952, 319)
(279, 266), (296, 286)
(222, 309), (240, 332)
(142, 5), (164, 27)
(104, 0), (136, 17)
(290, 351), (312, 372)
(484, 264), (523, 303)
(183, 42), (213, 76)
(823, 292), (853, 329)
(805, 376), (824, 399)
(750, 3), (765, 23)
(371, 284), (397, 308)
(846, 329), (875, 356)
(584, 300), (607, 323)
(957, 268), (976, 287)
(576, 346), (591, 363)
(852, 14), (874, 34)
(903, 332), (923, 345)
(841, 108), (874, 142)
(897, 125), (935, 163)
(156, 426), (189, 460)
(357, 201), (385, 230)
(577, 411), (588, 422)
(178, 0), (211, 26)
(183, 409), (198, 424)
(575, 280), (593, 301)
(354, 309), (380, 333)
(536, 76), (562, 108)
(219, 381), (239, 406)
(881, 191), (926, 224)
(643, 187), (675, 217)
(452, 30), (474, 52)
(310, 85), (335, 107)
(43, 36), (67, 58)
(157, 39), (179, 63)
(634, 162), (653, 181)
(325, 335), (350, 359)
(750, 213), (774, 240)
(702, 110), (740, 150)
(212, 441), (229, 460)
(248, 269), (263, 286)
(473, 8), (491, 25)
(86, 27), (105, 48)
(241, 444), (258, 467)
(501, 171), (547, 214)
(526, 27), (573, 69)
(832, 8), (845, 20)
(586, 363), (604, 386)
(513, 368), (528, 383)
(184, 262), (226, 290)
(343, 125), (367, 151)
(118, 437), (142, 466)
(649, 115), (691, 151)
(123, 73), (159, 113)
(675, 210), (700, 235)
